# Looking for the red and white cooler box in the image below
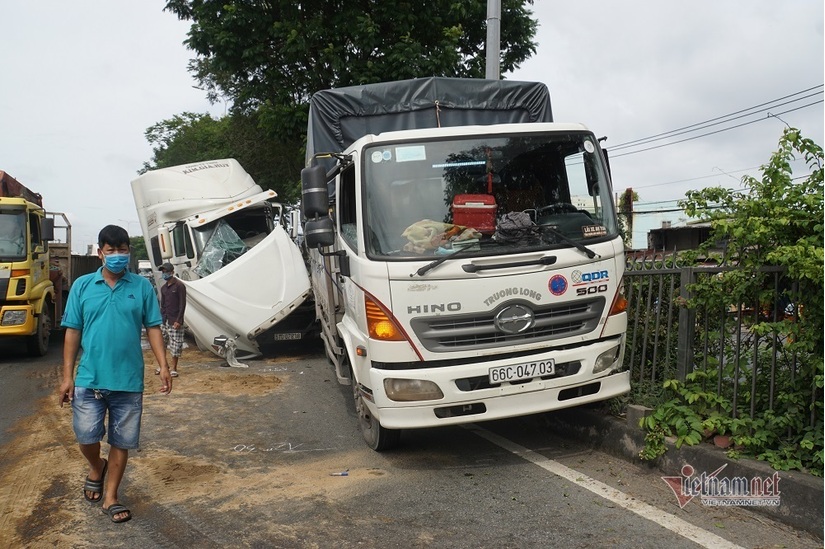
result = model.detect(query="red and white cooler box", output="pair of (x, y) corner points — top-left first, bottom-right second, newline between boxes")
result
(452, 194), (497, 234)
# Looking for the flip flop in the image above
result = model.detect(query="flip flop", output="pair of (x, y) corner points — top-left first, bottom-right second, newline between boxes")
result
(83, 458), (108, 503)
(102, 504), (132, 523)
(170, 370), (179, 377)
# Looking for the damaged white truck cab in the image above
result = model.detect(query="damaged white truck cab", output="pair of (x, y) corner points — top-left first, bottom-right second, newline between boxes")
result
(131, 159), (312, 360)
(302, 78), (630, 450)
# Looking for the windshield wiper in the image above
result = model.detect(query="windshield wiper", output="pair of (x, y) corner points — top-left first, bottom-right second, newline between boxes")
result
(411, 247), (478, 277)
(538, 225), (600, 259)
(462, 255), (557, 273)
(413, 226), (598, 277)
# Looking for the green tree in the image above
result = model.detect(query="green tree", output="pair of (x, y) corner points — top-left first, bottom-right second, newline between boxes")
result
(164, 0), (539, 119)
(141, 112), (231, 172)
(681, 127), (823, 352)
(639, 128), (823, 474)
(148, 1), (539, 201)
(129, 236), (148, 260)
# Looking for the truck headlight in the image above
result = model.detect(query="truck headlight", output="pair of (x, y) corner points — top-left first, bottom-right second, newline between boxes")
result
(593, 345), (621, 374)
(384, 379), (444, 402)
(1, 310), (28, 326)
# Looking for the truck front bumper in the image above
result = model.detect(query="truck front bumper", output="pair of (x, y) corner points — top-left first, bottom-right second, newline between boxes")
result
(372, 370), (630, 429)
(364, 336), (630, 430)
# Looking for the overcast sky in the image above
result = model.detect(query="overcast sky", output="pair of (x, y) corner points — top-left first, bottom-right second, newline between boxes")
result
(1, 1), (823, 252)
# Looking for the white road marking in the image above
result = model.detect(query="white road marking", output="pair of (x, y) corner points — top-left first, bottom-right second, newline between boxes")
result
(468, 425), (745, 549)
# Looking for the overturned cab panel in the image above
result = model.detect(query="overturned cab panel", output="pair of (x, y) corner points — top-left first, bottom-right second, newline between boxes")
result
(131, 159), (311, 359)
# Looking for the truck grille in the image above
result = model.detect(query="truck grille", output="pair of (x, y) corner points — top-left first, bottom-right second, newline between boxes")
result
(410, 297), (605, 352)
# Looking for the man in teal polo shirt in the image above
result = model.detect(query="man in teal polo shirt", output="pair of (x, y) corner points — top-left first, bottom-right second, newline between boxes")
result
(58, 225), (172, 524)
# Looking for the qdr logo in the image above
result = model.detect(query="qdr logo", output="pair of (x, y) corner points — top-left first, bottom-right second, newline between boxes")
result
(571, 270), (609, 285)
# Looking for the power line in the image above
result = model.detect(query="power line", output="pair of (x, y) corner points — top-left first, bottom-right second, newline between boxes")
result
(610, 85), (823, 150)
(627, 170), (813, 196)
(635, 198), (683, 206)
(629, 207), (718, 214)
(610, 93), (822, 152)
(631, 166), (760, 190)
(609, 99), (823, 158)
(604, 86), (823, 204)
(622, 205), (728, 215)
(610, 84), (823, 151)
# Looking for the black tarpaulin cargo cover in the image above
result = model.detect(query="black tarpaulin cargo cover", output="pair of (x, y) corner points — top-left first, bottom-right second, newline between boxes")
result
(305, 77), (553, 166)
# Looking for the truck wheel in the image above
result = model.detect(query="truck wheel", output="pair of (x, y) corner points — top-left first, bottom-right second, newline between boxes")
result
(26, 309), (52, 357)
(351, 369), (400, 451)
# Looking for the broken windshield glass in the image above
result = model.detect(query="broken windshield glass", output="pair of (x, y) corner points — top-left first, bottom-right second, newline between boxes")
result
(193, 219), (248, 277)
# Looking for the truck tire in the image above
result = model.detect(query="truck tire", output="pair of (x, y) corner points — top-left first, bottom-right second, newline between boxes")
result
(351, 367), (401, 451)
(26, 308), (52, 357)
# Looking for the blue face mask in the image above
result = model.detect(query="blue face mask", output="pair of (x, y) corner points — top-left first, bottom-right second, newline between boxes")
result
(103, 253), (130, 274)
(162, 272), (173, 280)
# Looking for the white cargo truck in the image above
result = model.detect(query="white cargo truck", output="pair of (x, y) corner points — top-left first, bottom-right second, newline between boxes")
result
(302, 77), (630, 450)
(131, 159), (313, 361)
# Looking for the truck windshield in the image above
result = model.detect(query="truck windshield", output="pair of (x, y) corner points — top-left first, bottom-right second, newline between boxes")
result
(0, 210), (26, 259)
(362, 132), (618, 259)
(188, 201), (277, 277)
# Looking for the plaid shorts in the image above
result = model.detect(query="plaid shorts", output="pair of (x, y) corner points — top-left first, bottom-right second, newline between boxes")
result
(161, 320), (185, 357)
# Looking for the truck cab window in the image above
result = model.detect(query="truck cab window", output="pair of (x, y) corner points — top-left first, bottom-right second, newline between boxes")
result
(564, 149), (604, 222)
(172, 224), (187, 258)
(28, 212), (41, 251)
(339, 163), (358, 251)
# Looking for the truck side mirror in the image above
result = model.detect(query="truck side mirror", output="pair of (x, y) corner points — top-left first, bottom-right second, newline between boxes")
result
(41, 217), (55, 241)
(304, 216), (335, 249)
(301, 165), (330, 219)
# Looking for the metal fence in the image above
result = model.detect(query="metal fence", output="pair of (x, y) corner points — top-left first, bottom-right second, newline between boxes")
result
(621, 250), (819, 430)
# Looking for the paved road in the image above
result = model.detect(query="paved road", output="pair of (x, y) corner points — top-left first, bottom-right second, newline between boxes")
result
(0, 335), (820, 548)
(0, 337), (57, 447)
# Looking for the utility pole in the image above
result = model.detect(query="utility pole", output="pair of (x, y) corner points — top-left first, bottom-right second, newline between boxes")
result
(485, 0), (501, 80)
